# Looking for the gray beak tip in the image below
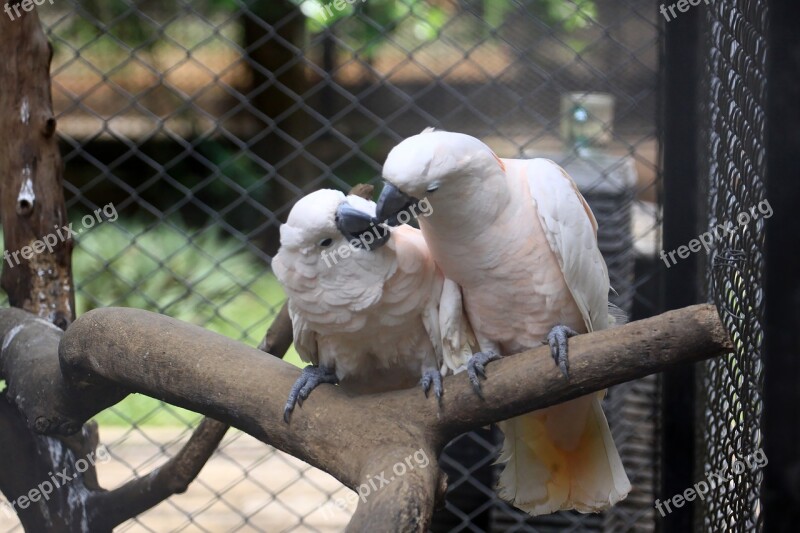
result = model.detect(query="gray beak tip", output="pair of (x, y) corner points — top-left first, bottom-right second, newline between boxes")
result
(335, 203), (390, 251)
(376, 182), (416, 226)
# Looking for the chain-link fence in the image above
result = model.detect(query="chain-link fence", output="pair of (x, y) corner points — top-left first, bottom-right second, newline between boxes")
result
(697, 0), (768, 530)
(1, 0), (664, 531)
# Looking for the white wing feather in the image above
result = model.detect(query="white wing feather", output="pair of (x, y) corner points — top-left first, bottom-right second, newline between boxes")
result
(287, 301), (318, 365)
(526, 159), (609, 332)
(438, 277), (474, 373)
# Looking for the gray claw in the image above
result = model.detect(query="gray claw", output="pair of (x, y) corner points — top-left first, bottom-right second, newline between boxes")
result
(421, 369), (444, 401)
(466, 351), (501, 394)
(547, 325), (579, 379)
(284, 366), (338, 423)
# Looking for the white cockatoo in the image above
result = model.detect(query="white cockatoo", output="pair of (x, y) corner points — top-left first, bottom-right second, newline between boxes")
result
(273, 189), (472, 421)
(376, 129), (631, 516)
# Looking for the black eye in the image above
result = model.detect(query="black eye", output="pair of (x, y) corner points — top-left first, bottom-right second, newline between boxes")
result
(318, 238), (333, 247)
(426, 184), (439, 193)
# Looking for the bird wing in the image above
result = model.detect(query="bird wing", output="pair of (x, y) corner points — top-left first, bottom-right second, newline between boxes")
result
(287, 300), (319, 365)
(525, 158), (609, 332)
(438, 276), (475, 373)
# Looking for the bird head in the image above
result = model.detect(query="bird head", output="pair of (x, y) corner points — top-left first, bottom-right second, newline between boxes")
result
(279, 189), (390, 258)
(376, 129), (504, 225)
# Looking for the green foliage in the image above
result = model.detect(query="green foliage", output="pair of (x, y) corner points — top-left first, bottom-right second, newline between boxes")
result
(533, 0), (597, 31)
(73, 220), (282, 344)
(292, 0), (597, 58)
(482, 0), (597, 30)
(482, 0), (514, 29)
(53, 0), (240, 57)
(94, 394), (204, 427)
(297, 0), (448, 53)
(51, 0), (597, 63)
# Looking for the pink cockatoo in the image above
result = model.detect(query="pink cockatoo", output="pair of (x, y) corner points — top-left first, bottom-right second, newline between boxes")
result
(376, 129), (631, 515)
(273, 189), (472, 422)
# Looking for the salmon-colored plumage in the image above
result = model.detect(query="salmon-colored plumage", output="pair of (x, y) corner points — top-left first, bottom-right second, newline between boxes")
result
(383, 131), (631, 515)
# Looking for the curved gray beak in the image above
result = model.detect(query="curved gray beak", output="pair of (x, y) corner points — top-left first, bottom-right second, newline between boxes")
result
(335, 202), (390, 251)
(376, 182), (418, 227)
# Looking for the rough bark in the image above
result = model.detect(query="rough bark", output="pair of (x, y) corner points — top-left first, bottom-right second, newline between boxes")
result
(0, 9), (94, 531)
(11, 303), (727, 532)
(0, 397), (113, 531)
(0, 308), (122, 436)
(0, 4), (74, 329)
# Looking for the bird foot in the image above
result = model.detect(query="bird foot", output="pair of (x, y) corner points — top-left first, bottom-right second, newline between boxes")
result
(466, 351), (501, 394)
(546, 325), (579, 379)
(420, 368), (444, 401)
(284, 366), (338, 423)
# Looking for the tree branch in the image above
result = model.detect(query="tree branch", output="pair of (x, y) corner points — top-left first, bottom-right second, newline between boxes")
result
(89, 306), (294, 529)
(41, 303), (729, 531)
(429, 302), (731, 439)
(88, 417), (228, 530)
(0, 398), (103, 531)
(258, 302), (292, 356)
(0, 308), (121, 435)
(0, 305), (295, 530)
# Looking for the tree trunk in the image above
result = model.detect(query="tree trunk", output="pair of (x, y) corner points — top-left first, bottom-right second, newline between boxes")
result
(0, 1), (74, 329)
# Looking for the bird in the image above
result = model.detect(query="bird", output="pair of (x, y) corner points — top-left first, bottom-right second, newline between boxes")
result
(273, 188), (473, 422)
(376, 129), (631, 515)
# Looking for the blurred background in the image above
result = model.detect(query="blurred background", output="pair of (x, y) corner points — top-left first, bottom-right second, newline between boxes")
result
(0, 0), (777, 531)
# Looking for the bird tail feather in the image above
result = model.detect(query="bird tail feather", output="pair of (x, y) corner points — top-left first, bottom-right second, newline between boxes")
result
(496, 392), (631, 515)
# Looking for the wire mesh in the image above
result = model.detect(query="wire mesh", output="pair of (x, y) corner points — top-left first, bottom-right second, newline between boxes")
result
(1, 0), (663, 531)
(697, 0), (768, 531)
